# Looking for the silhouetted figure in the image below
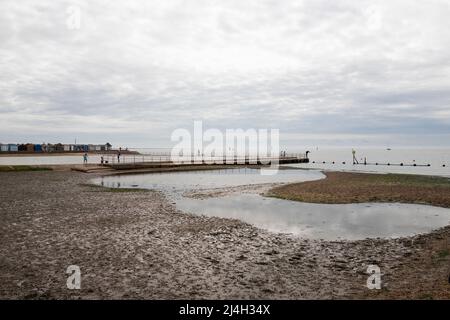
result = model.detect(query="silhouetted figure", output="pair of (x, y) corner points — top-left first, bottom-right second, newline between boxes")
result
(352, 149), (358, 165)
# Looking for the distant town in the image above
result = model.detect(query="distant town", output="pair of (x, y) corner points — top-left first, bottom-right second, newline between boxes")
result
(0, 142), (114, 153)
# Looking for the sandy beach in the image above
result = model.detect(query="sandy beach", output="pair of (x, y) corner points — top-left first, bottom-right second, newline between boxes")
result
(0, 169), (449, 299)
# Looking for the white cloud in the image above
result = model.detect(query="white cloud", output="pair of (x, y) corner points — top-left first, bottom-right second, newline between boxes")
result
(1, 0), (450, 146)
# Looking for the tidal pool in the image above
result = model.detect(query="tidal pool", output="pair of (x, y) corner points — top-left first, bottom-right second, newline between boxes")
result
(177, 194), (450, 240)
(93, 168), (325, 192)
(92, 168), (450, 240)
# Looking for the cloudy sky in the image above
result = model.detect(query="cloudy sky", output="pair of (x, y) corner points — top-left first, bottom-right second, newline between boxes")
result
(1, 0), (450, 148)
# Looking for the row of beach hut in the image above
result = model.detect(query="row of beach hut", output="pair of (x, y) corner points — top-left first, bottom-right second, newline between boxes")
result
(0, 143), (112, 153)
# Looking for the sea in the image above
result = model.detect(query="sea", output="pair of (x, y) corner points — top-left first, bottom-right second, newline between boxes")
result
(1, 147), (449, 177)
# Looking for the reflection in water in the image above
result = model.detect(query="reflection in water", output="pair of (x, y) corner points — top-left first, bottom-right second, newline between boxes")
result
(91, 168), (450, 240)
(93, 168), (325, 192)
(177, 194), (450, 240)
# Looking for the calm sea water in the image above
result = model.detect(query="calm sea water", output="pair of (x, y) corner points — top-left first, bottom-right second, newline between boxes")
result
(289, 147), (450, 177)
(0, 154), (142, 165)
(2, 147), (450, 177)
(0, 155), (102, 165)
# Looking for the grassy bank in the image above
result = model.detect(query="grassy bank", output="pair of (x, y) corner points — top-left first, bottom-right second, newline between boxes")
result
(268, 171), (450, 208)
(0, 165), (52, 172)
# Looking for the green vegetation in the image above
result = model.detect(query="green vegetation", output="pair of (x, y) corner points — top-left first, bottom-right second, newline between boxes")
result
(418, 293), (434, 300)
(268, 171), (450, 208)
(436, 249), (449, 259)
(0, 165), (52, 172)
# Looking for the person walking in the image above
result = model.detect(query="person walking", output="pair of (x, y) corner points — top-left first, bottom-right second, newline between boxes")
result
(83, 153), (88, 164)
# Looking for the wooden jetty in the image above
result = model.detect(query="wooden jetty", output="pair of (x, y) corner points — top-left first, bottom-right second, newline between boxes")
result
(99, 153), (309, 170)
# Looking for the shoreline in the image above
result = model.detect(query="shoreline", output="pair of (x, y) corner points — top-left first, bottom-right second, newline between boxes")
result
(0, 170), (449, 299)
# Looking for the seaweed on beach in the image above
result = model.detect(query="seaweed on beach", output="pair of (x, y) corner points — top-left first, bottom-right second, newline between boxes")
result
(0, 165), (52, 172)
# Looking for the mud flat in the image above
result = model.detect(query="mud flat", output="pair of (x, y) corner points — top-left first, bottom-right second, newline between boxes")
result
(268, 171), (450, 208)
(0, 171), (449, 299)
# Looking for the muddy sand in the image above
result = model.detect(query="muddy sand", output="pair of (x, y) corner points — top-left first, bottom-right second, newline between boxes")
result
(0, 171), (449, 299)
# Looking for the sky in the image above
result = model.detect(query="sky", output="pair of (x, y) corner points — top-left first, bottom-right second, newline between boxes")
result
(1, 0), (450, 149)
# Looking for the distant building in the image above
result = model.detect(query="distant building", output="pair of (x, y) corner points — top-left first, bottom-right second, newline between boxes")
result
(0, 142), (113, 153)
(8, 144), (18, 152)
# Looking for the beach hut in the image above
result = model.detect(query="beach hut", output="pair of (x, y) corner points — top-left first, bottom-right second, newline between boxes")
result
(55, 143), (64, 152)
(18, 144), (27, 152)
(0, 144), (8, 152)
(63, 144), (71, 152)
(88, 144), (96, 152)
(34, 144), (42, 152)
(8, 144), (18, 152)
(26, 143), (34, 152)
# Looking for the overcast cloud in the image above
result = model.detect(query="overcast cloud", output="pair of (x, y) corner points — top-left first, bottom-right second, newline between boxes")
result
(1, 0), (450, 148)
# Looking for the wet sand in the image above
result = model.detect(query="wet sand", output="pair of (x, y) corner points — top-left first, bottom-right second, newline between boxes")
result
(0, 171), (449, 299)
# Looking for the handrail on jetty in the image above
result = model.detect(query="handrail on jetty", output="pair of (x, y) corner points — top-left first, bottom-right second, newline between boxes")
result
(99, 151), (309, 170)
